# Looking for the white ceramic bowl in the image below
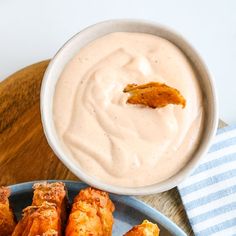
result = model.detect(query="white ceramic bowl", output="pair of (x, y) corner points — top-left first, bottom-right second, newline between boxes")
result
(40, 19), (218, 195)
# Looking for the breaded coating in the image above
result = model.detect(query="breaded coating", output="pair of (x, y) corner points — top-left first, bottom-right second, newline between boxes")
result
(66, 187), (115, 236)
(12, 202), (60, 236)
(32, 182), (68, 227)
(124, 220), (160, 236)
(0, 187), (16, 236)
(123, 82), (186, 108)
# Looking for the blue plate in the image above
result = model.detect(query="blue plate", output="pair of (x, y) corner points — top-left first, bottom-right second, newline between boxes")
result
(9, 180), (186, 236)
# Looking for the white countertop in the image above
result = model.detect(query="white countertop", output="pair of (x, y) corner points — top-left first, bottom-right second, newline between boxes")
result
(1, 0), (235, 124)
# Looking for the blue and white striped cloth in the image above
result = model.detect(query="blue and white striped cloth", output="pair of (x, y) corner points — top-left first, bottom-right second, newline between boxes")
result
(178, 125), (236, 236)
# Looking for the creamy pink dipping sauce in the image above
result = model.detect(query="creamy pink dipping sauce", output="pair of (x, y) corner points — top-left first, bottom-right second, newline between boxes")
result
(53, 32), (203, 187)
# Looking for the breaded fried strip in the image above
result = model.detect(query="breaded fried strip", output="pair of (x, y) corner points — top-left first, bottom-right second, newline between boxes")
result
(0, 187), (16, 236)
(12, 182), (68, 236)
(12, 202), (60, 236)
(124, 220), (160, 236)
(66, 187), (115, 236)
(32, 182), (68, 227)
(123, 82), (186, 108)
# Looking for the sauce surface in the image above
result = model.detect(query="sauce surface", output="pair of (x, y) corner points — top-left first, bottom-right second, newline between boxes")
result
(53, 32), (203, 187)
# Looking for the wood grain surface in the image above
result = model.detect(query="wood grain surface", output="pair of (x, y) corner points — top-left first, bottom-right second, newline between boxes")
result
(0, 60), (223, 235)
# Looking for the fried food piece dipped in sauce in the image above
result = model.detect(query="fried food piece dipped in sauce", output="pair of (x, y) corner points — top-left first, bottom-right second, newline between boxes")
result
(124, 220), (160, 236)
(12, 202), (60, 236)
(0, 187), (16, 236)
(12, 182), (68, 236)
(124, 82), (186, 109)
(66, 187), (115, 236)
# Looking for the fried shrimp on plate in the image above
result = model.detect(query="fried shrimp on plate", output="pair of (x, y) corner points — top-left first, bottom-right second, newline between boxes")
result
(124, 220), (160, 236)
(0, 187), (16, 236)
(12, 202), (60, 236)
(66, 187), (115, 236)
(12, 182), (68, 236)
(32, 182), (68, 227)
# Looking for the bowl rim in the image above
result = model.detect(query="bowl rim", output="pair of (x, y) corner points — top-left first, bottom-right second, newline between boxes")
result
(40, 19), (218, 195)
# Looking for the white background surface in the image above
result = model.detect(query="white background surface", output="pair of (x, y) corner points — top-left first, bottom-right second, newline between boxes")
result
(0, 0), (236, 124)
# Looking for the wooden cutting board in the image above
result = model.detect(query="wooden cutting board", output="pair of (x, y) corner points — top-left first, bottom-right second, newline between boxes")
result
(0, 60), (224, 235)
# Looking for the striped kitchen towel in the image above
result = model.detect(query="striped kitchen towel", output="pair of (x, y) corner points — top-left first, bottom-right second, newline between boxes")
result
(178, 125), (236, 236)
